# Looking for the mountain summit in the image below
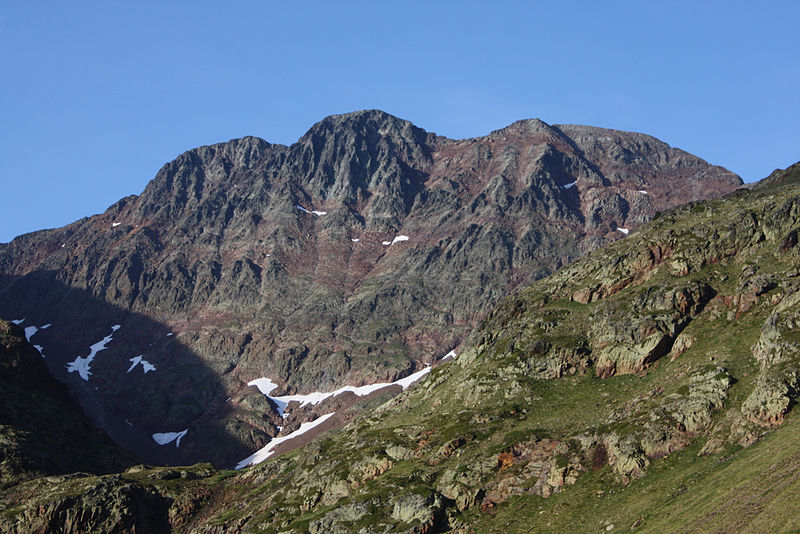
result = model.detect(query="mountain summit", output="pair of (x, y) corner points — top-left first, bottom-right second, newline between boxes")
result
(0, 111), (741, 467)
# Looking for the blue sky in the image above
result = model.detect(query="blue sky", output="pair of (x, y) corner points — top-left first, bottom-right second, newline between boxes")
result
(1, 2), (798, 243)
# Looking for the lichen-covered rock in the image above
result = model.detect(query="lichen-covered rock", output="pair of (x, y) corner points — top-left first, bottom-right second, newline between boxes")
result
(391, 491), (443, 528)
(741, 371), (799, 427)
(656, 367), (732, 433)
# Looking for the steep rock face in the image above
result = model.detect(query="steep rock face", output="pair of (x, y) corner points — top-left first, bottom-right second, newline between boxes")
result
(0, 110), (741, 466)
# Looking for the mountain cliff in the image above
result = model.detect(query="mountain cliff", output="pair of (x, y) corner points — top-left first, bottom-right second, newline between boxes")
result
(0, 110), (741, 467)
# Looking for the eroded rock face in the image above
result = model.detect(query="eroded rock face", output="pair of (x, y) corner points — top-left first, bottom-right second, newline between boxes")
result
(0, 110), (741, 466)
(742, 287), (800, 427)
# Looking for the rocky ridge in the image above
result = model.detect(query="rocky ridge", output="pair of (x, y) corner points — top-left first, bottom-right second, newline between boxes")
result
(0, 110), (741, 467)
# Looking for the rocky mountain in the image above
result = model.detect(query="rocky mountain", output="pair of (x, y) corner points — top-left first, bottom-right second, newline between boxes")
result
(0, 110), (741, 467)
(1, 161), (796, 533)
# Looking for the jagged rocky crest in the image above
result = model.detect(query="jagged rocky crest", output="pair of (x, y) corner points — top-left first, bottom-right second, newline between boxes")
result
(0, 110), (741, 468)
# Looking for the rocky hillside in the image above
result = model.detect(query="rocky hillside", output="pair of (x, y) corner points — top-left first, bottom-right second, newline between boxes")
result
(0, 111), (741, 467)
(1, 158), (796, 532)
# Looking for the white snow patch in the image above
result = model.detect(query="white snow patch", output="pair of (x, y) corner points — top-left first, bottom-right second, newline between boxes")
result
(382, 235), (410, 246)
(41, 323), (51, 329)
(34, 345), (45, 358)
(248, 365), (433, 418)
(440, 350), (457, 361)
(249, 377), (280, 396)
(61, 244), (65, 248)
(126, 418), (133, 426)
(638, 190), (648, 195)
(166, 332), (173, 337)
(11, 319), (24, 325)
(112, 222), (121, 227)
(563, 180), (578, 189)
(351, 238), (360, 242)
(393, 367), (432, 389)
(152, 429), (188, 447)
(236, 413), (335, 469)
(66, 325), (121, 381)
(127, 355), (156, 374)
(616, 227), (630, 235)
(297, 205), (326, 216)
(24, 326), (38, 342)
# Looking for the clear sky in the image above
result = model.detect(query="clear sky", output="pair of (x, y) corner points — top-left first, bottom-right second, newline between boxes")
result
(1, 2), (798, 243)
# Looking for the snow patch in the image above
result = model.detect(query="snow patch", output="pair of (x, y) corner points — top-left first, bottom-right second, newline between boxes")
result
(617, 227), (630, 235)
(563, 180), (578, 189)
(383, 235), (409, 246)
(112, 222), (121, 227)
(297, 205), (326, 216)
(638, 190), (648, 195)
(236, 413), (335, 469)
(127, 355), (157, 374)
(11, 319), (24, 325)
(166, 333), (173, 337)
(24, 326), (38, 342)
(440, 350), (457, 361)
(152, 429), (188, 447)
(248, 365), (433, 418)
(393, 367), (432, 389)
(351, 238), (360, 242)
(249, 377), (280, 396)
(41, 323), (51, 329)
(66, 325), (121, 381)
(34, 345), (45, 358)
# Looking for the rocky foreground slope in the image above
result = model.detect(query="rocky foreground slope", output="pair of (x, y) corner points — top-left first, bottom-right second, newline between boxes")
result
(0, 111), (741, 467)
(1, 163), (798, 533)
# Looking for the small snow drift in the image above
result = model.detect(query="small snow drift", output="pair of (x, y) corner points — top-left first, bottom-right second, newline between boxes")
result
(11, 319), (24, 325)
(153, 429), (188, 447)
(127, 355), (157, 374)
(296, 205), (326, 216)
(440, 350), (457, 361)
(638, 190), (648, 195)
(112, 222), (121, 227)
(563, 180), (578, 189)
(382, 235), (410, 246)
(236, 413), (335, 469)
(351, 238), (360, 242)
(66, 325), (121, 381)
(617, 227), (630, 235)
(23, 326), (38, 342)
